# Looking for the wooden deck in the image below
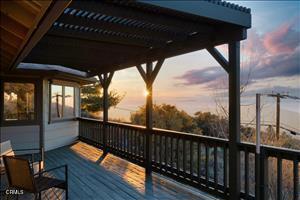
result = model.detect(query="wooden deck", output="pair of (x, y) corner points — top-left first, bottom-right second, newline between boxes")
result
(44, 141), (216, 200)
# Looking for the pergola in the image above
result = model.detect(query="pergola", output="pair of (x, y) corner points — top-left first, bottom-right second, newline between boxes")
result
(1, 1), (252, 199)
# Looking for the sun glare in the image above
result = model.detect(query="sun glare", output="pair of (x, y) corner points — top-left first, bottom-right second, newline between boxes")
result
(143, 89), (149, 97)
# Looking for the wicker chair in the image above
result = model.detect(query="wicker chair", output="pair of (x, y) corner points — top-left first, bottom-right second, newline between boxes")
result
(3, 156), (68, 200)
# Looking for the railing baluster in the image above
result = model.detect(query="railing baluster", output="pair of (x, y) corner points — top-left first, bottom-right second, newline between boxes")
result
(137, 131), (140, 157)
(214, 144), (217, 190)
(122, 127), (125, 152)
(160, 135), (162, 169)
(135, 130), (138, 156)
(130, 129), (133, 155)
(277, 155), (282, 200)
(245, 148), (249, 199)
(205, 142), (209, 187)
(176, 137), (179, 171)
(165, 136), (167, 167)
(118, 126), (121, 150)
(127, 127), (130, 153)
(117, 126), (119, 150)
(170, 137), (173, 168)
(223, 145), (227, 194)
(294, 159), (299, 200)
(183, 138), (186, 173)
(190, 140), (193, 177)
(154, 134), (157, 163)
(198, 142), (201, 181)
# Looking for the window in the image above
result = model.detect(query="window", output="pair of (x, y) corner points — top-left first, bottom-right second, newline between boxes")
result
(3, 82), (35, 121)
(50, 84), (75, 121)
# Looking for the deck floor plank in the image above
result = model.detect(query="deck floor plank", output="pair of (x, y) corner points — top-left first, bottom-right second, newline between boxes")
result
(2, 141), (217, 200)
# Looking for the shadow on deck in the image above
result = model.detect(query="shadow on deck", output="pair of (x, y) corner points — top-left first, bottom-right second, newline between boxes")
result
(43, 141), (217, 200)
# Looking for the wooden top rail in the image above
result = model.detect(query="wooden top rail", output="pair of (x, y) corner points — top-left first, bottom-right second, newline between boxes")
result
(79, 117), (299, 160)
(238, 142), (300, 160)
(78, 117), (229, 145)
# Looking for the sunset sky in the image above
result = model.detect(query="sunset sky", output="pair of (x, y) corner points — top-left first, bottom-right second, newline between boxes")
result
(108, 1), (300, 131)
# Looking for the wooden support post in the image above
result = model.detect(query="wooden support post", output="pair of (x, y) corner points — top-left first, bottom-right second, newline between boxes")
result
(98, 72), (114, 154)
(145, 61), (153, 174)
(228, 41), (241, 199)
(136, 59), (164, 174)
(39, 79), (44, 171)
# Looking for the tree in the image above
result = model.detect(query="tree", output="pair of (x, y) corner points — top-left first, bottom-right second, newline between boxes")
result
(193, 111), (228, 138)
(130, 103), (196, 133)
(81, 82), (123, 117)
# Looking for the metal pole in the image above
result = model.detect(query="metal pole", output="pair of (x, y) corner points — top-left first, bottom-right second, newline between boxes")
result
(255, 93), (261, 199)
(276, 93), (280, 140)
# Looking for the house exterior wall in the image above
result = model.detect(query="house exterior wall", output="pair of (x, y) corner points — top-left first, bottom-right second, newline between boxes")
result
(43, 79), (80, 151)
(1, 76), (81, 152)
(0, 125), (40, 150)
(0, 77), (42, 152)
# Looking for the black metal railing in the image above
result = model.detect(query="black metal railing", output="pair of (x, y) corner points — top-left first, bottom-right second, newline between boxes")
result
(78, 118), (299, 200)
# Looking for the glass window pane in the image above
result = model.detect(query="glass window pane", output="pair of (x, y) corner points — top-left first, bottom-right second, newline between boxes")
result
(64, 86), (74, 118)
(4, 82), (35, 121)
(51, 85), (63, 119)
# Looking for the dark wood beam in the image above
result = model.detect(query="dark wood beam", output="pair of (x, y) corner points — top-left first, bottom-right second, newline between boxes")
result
(57, 13), (186, 42)
(136, 65), (147, 83)
(228, 41), (241, 200)
(25, 27), (246, 75)
(48, 25), (162, 48)
(10, 0), (72, 70)
(70, 1), (213, 34)
(149, 59), (164, 85)
(107, 72), (114, 86)
(206, 47), (229, 73)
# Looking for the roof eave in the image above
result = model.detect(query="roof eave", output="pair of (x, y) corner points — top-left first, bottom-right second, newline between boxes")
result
(138, 1), (251, 28)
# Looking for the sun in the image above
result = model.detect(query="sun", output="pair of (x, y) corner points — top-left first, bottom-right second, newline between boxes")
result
(143, 89), (149, 97)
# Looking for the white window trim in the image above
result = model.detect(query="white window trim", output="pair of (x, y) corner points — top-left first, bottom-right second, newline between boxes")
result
(48, 80), (77, 123)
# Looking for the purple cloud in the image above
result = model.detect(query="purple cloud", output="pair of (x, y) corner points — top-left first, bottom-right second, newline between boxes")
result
(175, 18), (300, 88)
(263, 17), (300, 54)
(174, 67), (226, 86)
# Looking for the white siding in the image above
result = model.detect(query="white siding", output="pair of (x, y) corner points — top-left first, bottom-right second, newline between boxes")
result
(43, 80), (80, 151)
(0, 125), (40, 150)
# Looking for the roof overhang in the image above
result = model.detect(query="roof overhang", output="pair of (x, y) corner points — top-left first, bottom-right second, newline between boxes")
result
(0, 0), (71, 72)
(1, 1), (251, 78)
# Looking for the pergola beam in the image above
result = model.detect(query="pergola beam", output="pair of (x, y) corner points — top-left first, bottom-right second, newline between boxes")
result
(136, 59), (165, 85)
(48, 26), (161, 48)
(70, 1), (212, 34)
(136, 65), (147, 83)
(206, 47), (229, 73)
(57, 14), (186, 42)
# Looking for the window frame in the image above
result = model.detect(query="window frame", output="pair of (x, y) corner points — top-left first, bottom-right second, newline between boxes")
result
(49, 81), (76, 123)
(0, 78), (39, 126)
